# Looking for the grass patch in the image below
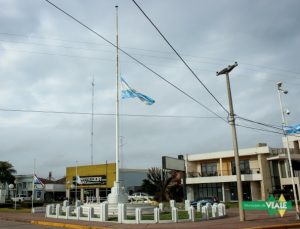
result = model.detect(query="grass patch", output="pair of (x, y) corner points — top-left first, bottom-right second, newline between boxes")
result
(0, 208), (31, 213)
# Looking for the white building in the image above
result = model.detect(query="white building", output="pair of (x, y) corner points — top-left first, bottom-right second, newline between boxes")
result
(185, 136), (300, 202)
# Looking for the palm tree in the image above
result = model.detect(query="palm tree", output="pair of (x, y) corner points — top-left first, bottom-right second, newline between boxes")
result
(0, 161), (16, 185)
(144, 167), (175, 202)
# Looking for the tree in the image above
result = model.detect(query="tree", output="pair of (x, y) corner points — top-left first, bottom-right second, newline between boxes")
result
(0, 161), (16, 185)
(142, 167), (176, 202)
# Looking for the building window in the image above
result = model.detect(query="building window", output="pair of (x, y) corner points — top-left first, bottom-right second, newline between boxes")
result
(231, 160), (250, 175)
(201, 162), (218, 176)
(279, 161), (287, 178)
(194, 183), (222, 201)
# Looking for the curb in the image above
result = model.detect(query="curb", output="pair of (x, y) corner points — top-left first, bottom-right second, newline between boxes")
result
(244, 223), (300, 229)
(31, 220), (109, 229)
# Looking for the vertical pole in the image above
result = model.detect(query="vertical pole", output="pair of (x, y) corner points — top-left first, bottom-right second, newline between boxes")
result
(115, 5), (120, 184)
(75, 161), (78, 203)
(277, 87), (300, 219)
(106, 160), (108, 197)
(31, 158), (36, 212)
(91, 78), (95, 165)
(225, 72), (245, 221)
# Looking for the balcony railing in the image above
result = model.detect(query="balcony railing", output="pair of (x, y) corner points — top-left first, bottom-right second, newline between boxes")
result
(187, 168), (260, 178)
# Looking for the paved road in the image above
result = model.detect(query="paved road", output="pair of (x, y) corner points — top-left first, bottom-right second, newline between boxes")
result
(0, 219), (57, 229)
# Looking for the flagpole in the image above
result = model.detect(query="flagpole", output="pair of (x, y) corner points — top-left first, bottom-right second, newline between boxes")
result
(115, 5), (120, 184)
(91, 77), (95, 165)
(75, 160), (78, 204)
(31, 158), (36, 213)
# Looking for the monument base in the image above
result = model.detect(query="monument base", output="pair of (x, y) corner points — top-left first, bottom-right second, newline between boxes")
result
(107, 181), (128, 204)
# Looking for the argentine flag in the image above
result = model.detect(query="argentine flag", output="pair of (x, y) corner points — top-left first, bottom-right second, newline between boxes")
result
(121, 77), (155, 105)
(283, 124), (300, 135)
(33, 174), (44, 186)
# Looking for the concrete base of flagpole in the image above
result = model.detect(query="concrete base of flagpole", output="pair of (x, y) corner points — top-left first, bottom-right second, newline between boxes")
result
(107, 181), (128, 204)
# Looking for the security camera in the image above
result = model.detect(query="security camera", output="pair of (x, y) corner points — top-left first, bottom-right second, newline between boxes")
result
(283, 90), (288, 94)
(277, 82), (282, 88)
(286, 109), (291, 115)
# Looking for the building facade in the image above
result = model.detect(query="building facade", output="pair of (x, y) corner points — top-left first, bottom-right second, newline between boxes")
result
(65, 163), (148, 202)
(186, 136), (300, 202)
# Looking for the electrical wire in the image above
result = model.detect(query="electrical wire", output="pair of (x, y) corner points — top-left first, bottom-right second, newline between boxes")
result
(131, 0), (229, 115)
(235, 124), (283, 135)
(0, 108), (224, 119)
(43, 0), (227, 122)
(236, 116), (283, 131)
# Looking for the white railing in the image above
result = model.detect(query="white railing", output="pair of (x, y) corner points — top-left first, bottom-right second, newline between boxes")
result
(45, 200), (226, 224)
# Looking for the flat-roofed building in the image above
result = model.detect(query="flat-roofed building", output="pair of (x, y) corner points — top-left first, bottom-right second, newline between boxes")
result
(186, 136), (300, 202)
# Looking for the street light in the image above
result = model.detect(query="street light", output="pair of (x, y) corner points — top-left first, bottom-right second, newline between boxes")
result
(217, 62), (245, 221)
(8, 183), (16, 210)
(276, 81), (299, 219)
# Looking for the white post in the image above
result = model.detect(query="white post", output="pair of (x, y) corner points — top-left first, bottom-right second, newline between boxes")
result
(185, 199), (191, 211)
(66, 206), (70, 219)
(159, 202), (164, 211)
(170, 200), (176, 208)
(154, 208), (160, 223)
(100, 203), (108, 222)
(201, 206), (208, 220)
(189, 206), (195, 222)
(55, 204), (61, 218)
(171, 207), (178, 223)
(135, 208), (141, 224)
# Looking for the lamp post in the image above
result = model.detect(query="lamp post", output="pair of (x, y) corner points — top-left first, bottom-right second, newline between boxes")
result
(217, 62), (245, 221)
(276, 81), (299, 219)
(9, 183), (16, 210)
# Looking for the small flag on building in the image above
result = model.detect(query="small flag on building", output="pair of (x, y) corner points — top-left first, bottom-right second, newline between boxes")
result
(76, 175), (82, 184)
(121, 77), (155, 105)
(33, 174), (44, 186)
(283, 124), (300, 135)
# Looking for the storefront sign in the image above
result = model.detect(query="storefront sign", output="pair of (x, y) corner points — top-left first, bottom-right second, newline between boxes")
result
(242, 194), (292, 217)
(73, 175), (107, 185)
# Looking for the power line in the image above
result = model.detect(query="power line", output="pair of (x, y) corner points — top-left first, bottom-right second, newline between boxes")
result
(236, 116), (283, 131)
(0, 107), (224, 119)
(0, 107), (288, 135)
(1, 33), (300, 79)
(43, 0), (227, 122)
(131, 0), (229, 115)
(235, 124), (283, 135)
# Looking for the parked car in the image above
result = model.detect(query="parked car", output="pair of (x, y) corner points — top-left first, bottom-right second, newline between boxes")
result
(128, 192), (154, 203)
(11, 194), (31, 202)
(191, 196), (219, 208)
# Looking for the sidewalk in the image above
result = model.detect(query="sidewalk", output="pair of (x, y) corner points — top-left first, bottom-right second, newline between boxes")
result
(1, 208), (300, 229)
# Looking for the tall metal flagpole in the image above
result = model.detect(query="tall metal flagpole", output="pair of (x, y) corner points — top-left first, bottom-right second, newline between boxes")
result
(115, 5), (120, 184)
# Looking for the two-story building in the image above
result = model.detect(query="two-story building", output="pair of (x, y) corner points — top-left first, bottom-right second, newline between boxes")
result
(185, 135), (300, 202)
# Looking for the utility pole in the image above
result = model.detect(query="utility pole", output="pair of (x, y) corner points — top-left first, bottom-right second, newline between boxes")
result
(276, 82), (300, 219)
(217, 62), (245, 221)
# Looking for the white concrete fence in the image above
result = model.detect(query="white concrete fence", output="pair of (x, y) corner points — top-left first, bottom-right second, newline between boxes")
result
(45, 200), (226, 224)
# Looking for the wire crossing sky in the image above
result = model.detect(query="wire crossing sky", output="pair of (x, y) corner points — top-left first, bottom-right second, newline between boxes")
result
(0, 0), (299, 177)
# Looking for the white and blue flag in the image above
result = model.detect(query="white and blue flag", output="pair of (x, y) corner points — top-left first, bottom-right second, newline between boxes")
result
(33, 174), (44, 186)
(283, 124), (300, 135)
(121, 77), (155, 105)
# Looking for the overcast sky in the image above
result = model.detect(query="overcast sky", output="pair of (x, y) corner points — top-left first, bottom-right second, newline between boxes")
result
(0, 0), (299, 179)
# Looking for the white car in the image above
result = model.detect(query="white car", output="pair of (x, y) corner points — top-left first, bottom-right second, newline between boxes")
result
(128, 192), (154, 202)
(11, 194), (31, 202)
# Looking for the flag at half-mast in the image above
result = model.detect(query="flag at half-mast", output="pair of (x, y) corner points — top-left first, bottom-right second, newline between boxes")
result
(121, 77), (155, 105)
(33, 174), (44, 186)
